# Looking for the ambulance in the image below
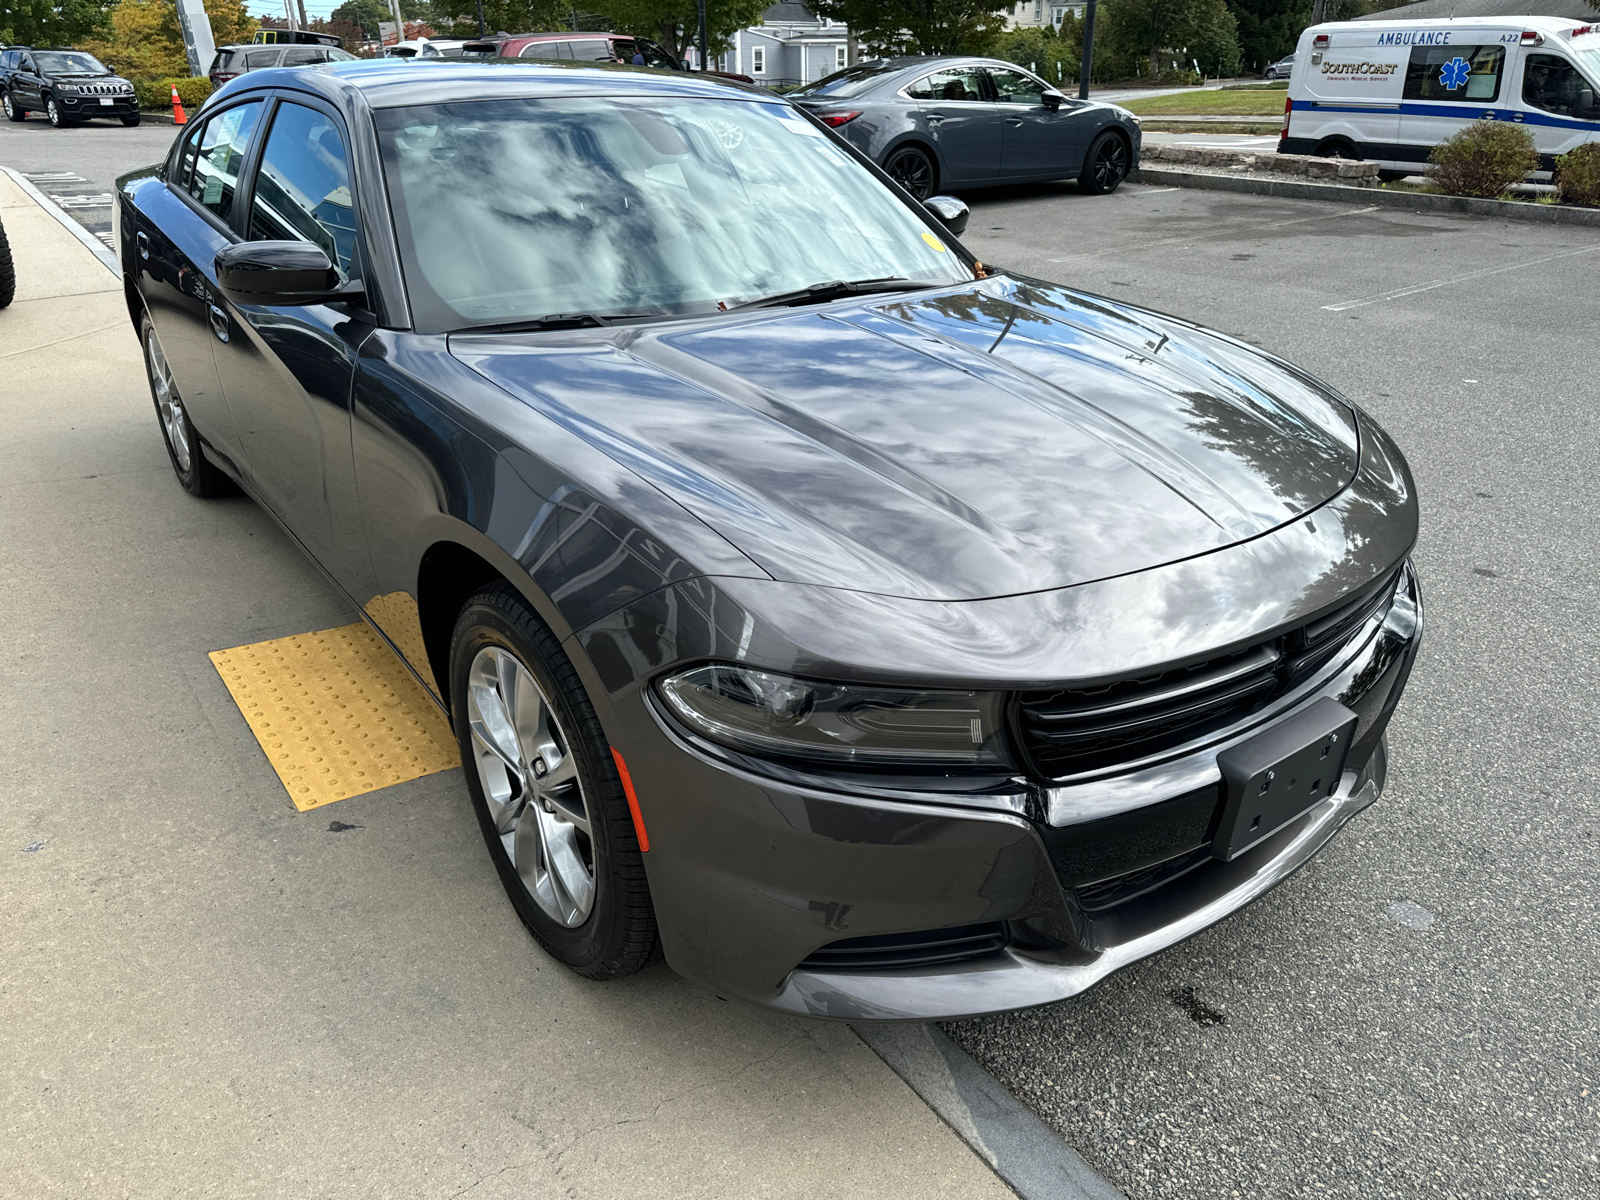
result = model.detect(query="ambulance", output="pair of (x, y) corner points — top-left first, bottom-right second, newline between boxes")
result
(1278, 16), (1600, 179)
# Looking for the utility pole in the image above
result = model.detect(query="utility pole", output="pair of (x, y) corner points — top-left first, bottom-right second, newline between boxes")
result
(298, 0), (309, 28)
(697, 0), (708, 72)
(388, 0), (404, 43)
(476, 0), (485, 37)
(1310, 0), (1327, 24)
(1077, 0), (1098, 100)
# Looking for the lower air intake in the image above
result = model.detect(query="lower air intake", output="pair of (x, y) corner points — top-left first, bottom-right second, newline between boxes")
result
(797, 923), (1008, 972)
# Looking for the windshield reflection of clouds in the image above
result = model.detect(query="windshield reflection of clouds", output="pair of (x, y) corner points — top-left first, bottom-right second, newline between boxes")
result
(379, 98), (965, 326)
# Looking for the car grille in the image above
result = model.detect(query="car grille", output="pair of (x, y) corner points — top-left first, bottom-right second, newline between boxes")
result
(796, 923), (1008, 972)
(1016, 568), (1400, 780)
(1074, 844), (1214, 912)
(73, 83), (124, 95)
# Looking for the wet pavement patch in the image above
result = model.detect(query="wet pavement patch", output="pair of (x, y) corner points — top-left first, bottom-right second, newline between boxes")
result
(1168, 986), (1227, 1027)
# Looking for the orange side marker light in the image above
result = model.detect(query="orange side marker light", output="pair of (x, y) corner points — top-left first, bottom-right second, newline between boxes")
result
(611, 748), (649, 852)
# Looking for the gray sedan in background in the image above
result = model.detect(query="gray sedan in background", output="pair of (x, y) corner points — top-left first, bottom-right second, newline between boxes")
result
(791, 56), (1142, 198)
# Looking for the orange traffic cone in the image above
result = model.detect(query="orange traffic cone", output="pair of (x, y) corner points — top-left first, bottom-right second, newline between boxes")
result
(170, 85), (186, 126)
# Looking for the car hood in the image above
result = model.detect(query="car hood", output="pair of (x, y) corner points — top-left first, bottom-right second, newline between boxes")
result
(451, 276), (1360, 601)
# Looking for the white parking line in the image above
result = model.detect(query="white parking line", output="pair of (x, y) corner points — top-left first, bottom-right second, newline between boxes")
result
(1050, 205), (1379, 263)
(1321, 242), (1600, 311)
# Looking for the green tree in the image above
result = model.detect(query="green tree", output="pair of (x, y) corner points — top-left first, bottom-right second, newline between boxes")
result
(1225, 0), (1306, 71)
(808, 0), (1011, 57)
(331, 0), (389, 39)
(591, 0), (768, 62)
(1101, 0), (1239, 79)
(0, 0), (115, 45)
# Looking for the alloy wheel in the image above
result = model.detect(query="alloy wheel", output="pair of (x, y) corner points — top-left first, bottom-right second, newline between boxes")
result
(1093, 137), (1128, 191)
(2, 93), (13, 120)
(47, 98), (63, 127)
(885, 148), (934, 200)
(466, 645), (595, 927)
(145, 327), (191, 473)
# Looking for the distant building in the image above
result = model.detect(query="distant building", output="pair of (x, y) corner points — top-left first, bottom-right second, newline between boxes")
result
(1354, 0), (1594, 19)
(1005, 1), (1086, 32)
(713, 3), (851, 87)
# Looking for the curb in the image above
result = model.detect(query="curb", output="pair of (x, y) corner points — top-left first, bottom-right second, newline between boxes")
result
(0, 166), (120, 274)
(1130, 165), (1600, 227)
(854, 1022), (1125, 1200)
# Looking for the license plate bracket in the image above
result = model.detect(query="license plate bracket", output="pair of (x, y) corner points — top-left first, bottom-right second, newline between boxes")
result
(1211, 697), (1357, 862)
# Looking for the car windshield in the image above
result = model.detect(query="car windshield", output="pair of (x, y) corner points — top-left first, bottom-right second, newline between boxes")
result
(37, 52), (108, 74)
(376, 96), (970, 330)
(791, 61), (900, 99)
(1569, 43), (1600, 84)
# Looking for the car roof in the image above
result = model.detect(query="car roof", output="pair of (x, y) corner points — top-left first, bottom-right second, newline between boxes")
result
(212, 58), (760, 110)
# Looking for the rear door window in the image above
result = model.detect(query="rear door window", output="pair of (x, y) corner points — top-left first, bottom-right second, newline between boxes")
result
(281, 47), (323, 66)
(1404, 44), (1504, 103)
(248, 101), (357, 278)
(519, 41), (562, 59)
(567, 38), (611, 61)
(905, 68), (986, 102)
(180, 101), (262, 223)
(245, 49), (283, 69)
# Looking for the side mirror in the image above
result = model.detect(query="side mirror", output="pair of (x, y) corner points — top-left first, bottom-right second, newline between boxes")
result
(682, 59), (692, 71)
(1042, 89), (1066, 110)
(214, 241), (361, 306)
(923, 195), (969, 236)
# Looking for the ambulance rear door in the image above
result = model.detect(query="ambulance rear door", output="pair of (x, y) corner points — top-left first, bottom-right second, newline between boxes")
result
(1295, 29), (1404, 159)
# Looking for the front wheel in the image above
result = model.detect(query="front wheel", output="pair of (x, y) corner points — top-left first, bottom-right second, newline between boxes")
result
(451, 581), (658, 979)
(45, 97), (69, 128)
(883, 145), (936, 200)
(2, 91), (25, 122)
(0, 214), (15, 308)
(1080, 130), (1130, 195)
(120, 112), (141, 127)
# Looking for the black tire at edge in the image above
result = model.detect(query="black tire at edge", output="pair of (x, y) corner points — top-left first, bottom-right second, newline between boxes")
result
(450, 580), (660, 981)
(0, 214), (14, 308)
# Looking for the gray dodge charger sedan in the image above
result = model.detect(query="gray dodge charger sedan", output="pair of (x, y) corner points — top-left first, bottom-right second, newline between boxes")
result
(118, 59), (1420, 1021)
(791, 56), (1143, 197)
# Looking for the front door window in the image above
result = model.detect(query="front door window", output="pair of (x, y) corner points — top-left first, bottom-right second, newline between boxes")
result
(1522, 53), (1599, 118)
(248, 102), (356, 277)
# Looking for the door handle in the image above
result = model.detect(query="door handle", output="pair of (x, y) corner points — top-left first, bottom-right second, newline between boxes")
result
(136, 231), (149, 260)
(925, 114), (944, 123)
(1006, 117), (1024, 126)
(1512, 112), (1523, 121)
(209, 303), (230, 344)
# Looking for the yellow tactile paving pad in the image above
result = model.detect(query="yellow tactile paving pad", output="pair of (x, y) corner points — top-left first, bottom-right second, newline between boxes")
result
(210, 622), (461, 812)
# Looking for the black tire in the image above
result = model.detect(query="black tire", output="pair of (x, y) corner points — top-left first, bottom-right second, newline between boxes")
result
(1377, 169), (1409, 183)
(0, 215), (14, 309)
(1312, 138), (1359, 160)
(139, 312), (233, 497)
(45, 96), (70, 128)
(1079, 130), (1131, 195)
(121, 113), (141, 127)
(883, 145), (936, 200)
(450, 581), (658, 980)
(2, 90), (25, 122)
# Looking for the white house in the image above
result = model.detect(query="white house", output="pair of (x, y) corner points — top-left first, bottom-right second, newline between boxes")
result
(1006, 1), (1087, 32)
(711, 2), (852, 87)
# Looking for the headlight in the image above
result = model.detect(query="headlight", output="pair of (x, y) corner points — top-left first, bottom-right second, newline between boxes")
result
(656, 663), (1011, 768)
(56, 84), (78, 93)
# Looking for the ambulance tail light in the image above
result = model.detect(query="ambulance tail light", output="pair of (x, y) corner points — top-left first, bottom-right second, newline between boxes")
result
(1312, 34), (1330, 50)
(1282, 95), (1293, 141)
(1521, 30), (1545, 46)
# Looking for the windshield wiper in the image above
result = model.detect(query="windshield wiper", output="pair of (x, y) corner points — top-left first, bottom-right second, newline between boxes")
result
(450, 312), (651, 334)
(725, 277), (936, 312)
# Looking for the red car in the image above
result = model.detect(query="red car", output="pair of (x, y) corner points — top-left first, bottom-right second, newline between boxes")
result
(490, 32), (753, 84)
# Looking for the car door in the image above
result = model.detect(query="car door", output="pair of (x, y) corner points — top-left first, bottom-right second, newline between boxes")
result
(133, 99), (265, 475)
(209, 95), (376, 601)
(15, 53), (43, 107)
(985, 65), (1082, 178)
(1516, 51), (1600, 166)
(903, 66), (1003, 184)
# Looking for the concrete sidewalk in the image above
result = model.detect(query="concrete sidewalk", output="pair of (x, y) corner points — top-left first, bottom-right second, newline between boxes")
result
(0, 173), (1017, 1199)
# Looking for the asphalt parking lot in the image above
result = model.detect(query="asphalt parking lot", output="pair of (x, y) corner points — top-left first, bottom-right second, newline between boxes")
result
(950, 181), (1600, 1199)
(4, 118), (1597, 1199)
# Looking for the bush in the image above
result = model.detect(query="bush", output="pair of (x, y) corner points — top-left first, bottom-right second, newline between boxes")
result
(135, 76), (213, 112)
(1554, 142), (1600, 207)
(1426, 119), (1538, 198)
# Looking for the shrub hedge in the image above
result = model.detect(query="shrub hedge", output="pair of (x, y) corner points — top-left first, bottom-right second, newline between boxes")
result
(1426, 120), (1539, 198)
(133, 76), (212, 112)
(1554, 142), (1600, 207)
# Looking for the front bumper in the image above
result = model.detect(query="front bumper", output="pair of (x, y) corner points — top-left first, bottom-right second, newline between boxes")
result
(605, 564), (1421, 1021)
(58, 94), (138, 117)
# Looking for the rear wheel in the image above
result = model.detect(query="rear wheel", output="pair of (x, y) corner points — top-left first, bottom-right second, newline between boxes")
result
(1312, 137), (1360, 160)
(2, 91), (25, 122)
(883, 145), (936, 200)
(451, 581), (658, 979)
(140, 313), (232, 497)
(1079, 130), (1130, 194)
(0, 214), (14, 308)
(1376, 169), (1408, 183)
